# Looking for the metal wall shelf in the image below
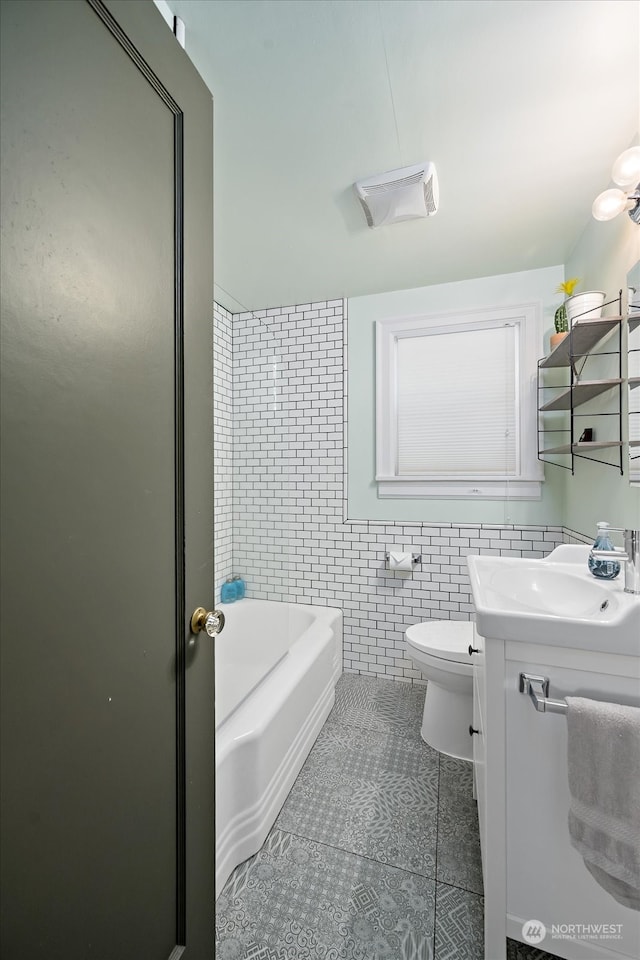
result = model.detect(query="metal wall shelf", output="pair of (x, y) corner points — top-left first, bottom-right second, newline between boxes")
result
(539, 378), (622, 411)
(540, 440), (622, 456)
(538, 316), (622, 369)
(628, 300), (639, 466)
(537, 294), (624, 475)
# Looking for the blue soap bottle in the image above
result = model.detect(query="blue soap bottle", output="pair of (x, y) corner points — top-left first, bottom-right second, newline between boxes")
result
(232, 575), (246, 600)
(220, 577), (238, 603)
(588, 522), (620, 580)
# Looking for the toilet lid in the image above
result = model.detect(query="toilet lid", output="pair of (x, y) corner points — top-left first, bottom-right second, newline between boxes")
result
(405, 620), (474, 663)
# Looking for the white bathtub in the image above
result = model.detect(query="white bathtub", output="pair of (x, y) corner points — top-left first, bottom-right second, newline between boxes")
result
(215, 598), (342, 896)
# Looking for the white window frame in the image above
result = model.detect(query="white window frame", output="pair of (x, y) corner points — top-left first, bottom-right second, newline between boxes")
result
(375, 303), (543, 499)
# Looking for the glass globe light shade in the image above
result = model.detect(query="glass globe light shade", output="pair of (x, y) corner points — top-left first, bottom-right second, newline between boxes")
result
(592, 188), (628, 221)
(612, 146), (640, 189)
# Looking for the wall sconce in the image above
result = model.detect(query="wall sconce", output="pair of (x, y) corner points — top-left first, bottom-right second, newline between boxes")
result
(592, 147), (640, 224)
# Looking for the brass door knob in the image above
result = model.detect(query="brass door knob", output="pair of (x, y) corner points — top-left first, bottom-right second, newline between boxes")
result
(190, 607), (225, 637)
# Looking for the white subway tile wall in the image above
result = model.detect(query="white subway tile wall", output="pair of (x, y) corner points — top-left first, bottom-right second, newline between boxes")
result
(214, 297), (570, 681)
(213, 302), (234, 599)
(563, 527), (593, 545)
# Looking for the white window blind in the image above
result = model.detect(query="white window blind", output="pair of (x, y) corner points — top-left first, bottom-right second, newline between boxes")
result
(375, 304), (543, 499)
(396, 324), (518, 476)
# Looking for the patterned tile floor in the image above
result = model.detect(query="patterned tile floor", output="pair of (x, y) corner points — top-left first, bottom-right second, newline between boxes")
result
(216, 674), (560, 960)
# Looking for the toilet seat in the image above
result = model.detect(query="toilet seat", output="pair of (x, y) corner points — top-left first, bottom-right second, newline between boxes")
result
(405, 620), (473, 664)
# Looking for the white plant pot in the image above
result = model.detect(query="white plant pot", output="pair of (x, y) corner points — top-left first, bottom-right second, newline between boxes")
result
(565, 290), (606, 323)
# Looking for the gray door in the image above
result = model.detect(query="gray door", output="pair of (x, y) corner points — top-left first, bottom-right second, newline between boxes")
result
(0, 1), (214, 957)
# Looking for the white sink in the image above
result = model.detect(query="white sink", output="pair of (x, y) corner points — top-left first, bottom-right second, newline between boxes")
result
(467, 545), (640, 654)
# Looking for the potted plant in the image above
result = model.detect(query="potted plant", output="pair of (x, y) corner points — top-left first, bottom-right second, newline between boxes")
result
(551, 277), (580, 350)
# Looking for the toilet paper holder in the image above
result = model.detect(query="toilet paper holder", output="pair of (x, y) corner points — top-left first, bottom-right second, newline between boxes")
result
(384, 552), (422, 564)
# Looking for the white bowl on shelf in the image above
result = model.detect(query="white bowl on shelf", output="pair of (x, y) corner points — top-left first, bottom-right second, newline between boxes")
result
(566, 290), (606, 323)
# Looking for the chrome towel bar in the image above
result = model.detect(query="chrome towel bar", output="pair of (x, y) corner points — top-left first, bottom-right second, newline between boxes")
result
(519, 672), (568, 715)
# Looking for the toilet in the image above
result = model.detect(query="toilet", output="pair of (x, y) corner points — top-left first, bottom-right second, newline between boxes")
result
(405, 620), (474, 761)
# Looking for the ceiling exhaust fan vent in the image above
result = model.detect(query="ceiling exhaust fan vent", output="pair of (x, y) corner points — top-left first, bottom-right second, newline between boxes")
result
(354, 161), (439, 228)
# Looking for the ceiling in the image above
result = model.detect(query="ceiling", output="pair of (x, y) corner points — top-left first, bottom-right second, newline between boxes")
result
(167, 0), (639, 312)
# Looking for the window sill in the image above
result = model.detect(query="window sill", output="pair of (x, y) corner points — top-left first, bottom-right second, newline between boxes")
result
(376, 479), (543, 500)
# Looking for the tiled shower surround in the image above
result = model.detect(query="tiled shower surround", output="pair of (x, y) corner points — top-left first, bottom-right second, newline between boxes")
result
(213, 301), (234, 589)
(214, 297), (567, 680)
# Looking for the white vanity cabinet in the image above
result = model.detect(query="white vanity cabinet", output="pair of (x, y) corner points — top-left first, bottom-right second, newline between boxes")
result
(473, 630), (640, 960)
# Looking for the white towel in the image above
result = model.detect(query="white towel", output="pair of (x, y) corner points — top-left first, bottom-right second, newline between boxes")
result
(566, 696), (640, 911)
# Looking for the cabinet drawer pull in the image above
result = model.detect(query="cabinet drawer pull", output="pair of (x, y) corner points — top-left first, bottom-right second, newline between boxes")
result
(468, 644), (480, 656)
(469, 725), (480, 736)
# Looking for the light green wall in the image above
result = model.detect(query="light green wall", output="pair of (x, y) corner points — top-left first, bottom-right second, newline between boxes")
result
(563, 207), (640, 535)
(347, 265), (565, 524)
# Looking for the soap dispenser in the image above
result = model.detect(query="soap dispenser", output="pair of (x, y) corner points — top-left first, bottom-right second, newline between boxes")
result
(220, 577), (238, 603)
(232, 575), (246, 600)
(588, 522), (621, 580)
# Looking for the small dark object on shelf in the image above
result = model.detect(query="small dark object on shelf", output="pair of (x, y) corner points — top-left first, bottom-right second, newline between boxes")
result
(579, 428), (594, 442)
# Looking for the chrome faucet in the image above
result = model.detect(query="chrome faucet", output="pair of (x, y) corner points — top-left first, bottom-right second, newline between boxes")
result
(591, 528), (640, 595)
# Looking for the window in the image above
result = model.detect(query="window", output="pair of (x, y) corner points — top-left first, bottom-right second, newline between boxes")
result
(376, 304), (543, 499)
